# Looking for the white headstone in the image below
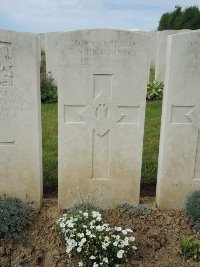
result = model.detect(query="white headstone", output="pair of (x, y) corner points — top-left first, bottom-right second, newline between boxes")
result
(155, 30), (177, 82)
(0, 30), (42, 208)
(45, 32), (60, 84)
(39, 33), (45, 51)
(156, 31), (200, 209)
(149, 31), (158, 70)
(57, 29), (150, 208)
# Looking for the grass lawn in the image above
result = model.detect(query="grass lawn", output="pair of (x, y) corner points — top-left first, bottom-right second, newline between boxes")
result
(142, 100), (162, 183)
(42, 104), (58, 192)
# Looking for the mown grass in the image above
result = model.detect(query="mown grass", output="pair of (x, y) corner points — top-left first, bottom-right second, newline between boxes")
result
(41, 104), (58, 192)
(141, 100), (162, 183)
(41, 68), (162, 190)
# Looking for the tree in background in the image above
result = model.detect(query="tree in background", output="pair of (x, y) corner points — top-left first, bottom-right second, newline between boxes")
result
(158, 5), (200, 30)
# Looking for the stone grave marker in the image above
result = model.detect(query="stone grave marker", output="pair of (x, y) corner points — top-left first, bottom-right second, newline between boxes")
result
(149, 31), (158, 70)
(156, 31), (200, 209)
(57, 29), (150, 208)
(155, 30), (177, 82)
(45, 32), (61, 84)
(0, 30), (42, 208)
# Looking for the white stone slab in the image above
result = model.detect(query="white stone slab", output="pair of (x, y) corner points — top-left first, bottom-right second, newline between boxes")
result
(45, 32), (61, 84)
(156, 31), (200, 209)
(149, 31), (158, 70)
(0, 30), (42, 208)
(155, 30), (177, 82)
(57, 29), (150, 209)
(39, 33), (45, 51)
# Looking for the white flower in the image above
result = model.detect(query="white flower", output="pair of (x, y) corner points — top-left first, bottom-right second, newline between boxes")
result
(59, 222), (65, 228)
(102, 242), (107, 250)
(86, 230), (92, 236)
(117, 249), (124, 258)
(126, 228), (133, 233)
(66, 246), (72, 253)
(129, 236), (135, 242)
(103, 257), (108, 263)
(78, 261), (83, 266)
(83, 212), (88, 218)
(122, 230), (127, 235)
(92, 211), (100, 218)
(80, 238), (86, 244)
(90, 255), (96, 259)
(78, 233), (85, 238)
(113, 241), (118, 246)
(93, 263), (98, 267)
(104, 236), (110, 242)
(96, 225), (103, 231)
(123, 237), (129, 246)
(96, 215), (102, 221)
(115, 227), (122, 232)
(132, 246), (137, 250)
(77, 247), (82, 252)
(115, 235), (120, 240)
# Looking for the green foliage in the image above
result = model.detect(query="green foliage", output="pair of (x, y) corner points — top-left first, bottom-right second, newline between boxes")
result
(40, 54), (57, 104)
(142, 100), (162, 183)
(186, 190), (200, 221)
(42, 104), (58, 192)
(57, 210), (137, 266)
(147, 81), (164, 101)
(180, 236), (200, 260)
(0, 197), (29, 244)
(118, 203), (151, 215)
(158, 5), (200, 30)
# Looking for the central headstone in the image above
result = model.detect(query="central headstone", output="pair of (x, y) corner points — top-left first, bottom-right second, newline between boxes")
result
(58, 29), (150, 208)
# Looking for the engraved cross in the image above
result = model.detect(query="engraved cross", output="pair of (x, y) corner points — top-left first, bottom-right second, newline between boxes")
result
(64, 74), (140, 179)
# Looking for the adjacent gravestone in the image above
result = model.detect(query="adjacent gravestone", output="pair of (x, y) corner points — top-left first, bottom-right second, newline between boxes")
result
(149, 31), (158, 70)
(156, 31), (200, 209)
(45, 32), (60, 84)
(0, 30), (42, 208)
(39, 33), (45, 51)
(155, 30), (177, 82)
(57, 29), (150, 208)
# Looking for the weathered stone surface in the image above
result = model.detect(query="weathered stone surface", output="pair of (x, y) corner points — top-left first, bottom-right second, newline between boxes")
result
(155, 30), (177, 82)
(156, 31), (200, 209)
(149, 31), (158, 70)
(57, 29), (150, 208)
(155, 30), (191, 82)
(0, 30), (42, 208)
(39, 33), (45, 52)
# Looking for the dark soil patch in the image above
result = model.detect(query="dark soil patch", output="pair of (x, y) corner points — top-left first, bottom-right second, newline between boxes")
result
(43, 185), (58, 198)
(43, 182), (157, 199)
(140, 182), (156, 197)
(0, 198), (200, 267)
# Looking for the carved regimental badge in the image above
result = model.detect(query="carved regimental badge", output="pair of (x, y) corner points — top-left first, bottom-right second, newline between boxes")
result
(80, 91), (125, 136)
(0, 42), (13, 86)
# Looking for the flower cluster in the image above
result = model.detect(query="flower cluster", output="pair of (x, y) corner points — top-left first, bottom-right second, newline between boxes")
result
(57, 210), (137, 267)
